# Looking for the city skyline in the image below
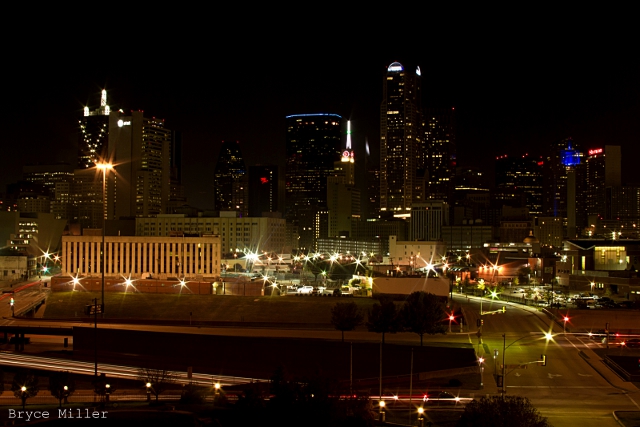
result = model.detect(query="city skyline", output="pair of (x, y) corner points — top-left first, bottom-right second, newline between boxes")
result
(3, 46), (639, 211)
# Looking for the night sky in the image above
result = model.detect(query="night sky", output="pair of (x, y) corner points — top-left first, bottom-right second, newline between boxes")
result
(2, 26), (638, 210)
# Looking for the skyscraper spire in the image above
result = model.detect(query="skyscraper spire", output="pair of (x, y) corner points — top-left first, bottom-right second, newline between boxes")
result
(341, 120), (354, 163)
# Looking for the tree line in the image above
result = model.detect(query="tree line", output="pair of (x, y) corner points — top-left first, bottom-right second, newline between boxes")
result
(330, 291), (454, 345)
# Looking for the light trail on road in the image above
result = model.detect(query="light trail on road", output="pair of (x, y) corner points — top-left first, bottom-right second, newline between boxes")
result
(0, 352), (261, 387)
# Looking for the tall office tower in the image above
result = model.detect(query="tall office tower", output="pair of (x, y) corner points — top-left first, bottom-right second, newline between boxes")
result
(72, 168), (103, 228)
(78, 90), (111, 169)
(494, 154), (543, 215)
(23, 163), (75, 220)
(327, 121), (361, 238)
(366, 166), (381, 219)
(107, 111), (171, 218)
(285, 113), (343, 252)
(425, 108), (456, 204)
(607, 186), (640, 237)
(585, 146), (622, 218)
(167, 130), (187, 212)
(380, 61), (423, 214)
(248, 165), (284, 217)
(213, 140), (247, 214)
(543, 138), (582, 218)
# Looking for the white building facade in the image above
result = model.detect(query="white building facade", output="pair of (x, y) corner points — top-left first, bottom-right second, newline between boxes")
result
(60, 235), (221, 280)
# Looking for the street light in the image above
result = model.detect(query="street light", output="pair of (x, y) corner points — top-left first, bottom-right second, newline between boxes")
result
(500, 333), (552, 396)
(378, 400), (386, 422)
(96, 162), (113, 314)
(146, 382), (151, 401)
(417, 407), (425, 427)
(20, 386), (27, 409)
(449, 314), (455, 333)
(563, 316), (569, 334)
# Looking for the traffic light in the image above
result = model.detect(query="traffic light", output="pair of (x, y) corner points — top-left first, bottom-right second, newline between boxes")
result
(9, 298), (14, 306)
(476, 319), (484, 327)
(502, 306), (506, 313)
(496, 374), (503, 387)
(541, 354), (547, 366)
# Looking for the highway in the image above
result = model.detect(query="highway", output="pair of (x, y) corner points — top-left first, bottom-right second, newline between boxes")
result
(0, 352), (258, 387)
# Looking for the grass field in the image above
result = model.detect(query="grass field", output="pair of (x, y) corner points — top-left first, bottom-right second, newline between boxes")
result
(43, 292), (378, 324)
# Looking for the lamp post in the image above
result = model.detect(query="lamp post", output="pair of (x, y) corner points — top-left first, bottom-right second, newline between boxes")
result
(563, 316), (569, 334)
(21, 386), (27, 409)
(96, 162), (113, 314)
(501, 333), (552, 396)
(378, 400), (386, 422)
(449, 314), (455, 333)
(417, 407), (425, 427)
(62, 385), (69, 407)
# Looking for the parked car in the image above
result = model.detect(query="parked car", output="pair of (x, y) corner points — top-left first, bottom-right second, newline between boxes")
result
(296, 285), (314, 294)
(340, 284), (361, 295)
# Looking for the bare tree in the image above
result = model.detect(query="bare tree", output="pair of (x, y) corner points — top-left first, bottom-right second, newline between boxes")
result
(137, 368), (179, 402)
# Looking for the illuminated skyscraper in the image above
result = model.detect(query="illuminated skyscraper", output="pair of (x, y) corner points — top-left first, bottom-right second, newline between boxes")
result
(425, 107), (456, 204)
(585, 145), (622, 218)
(285, 113), (343, 251)
(248, 164), (284, 217)
(495, 154), (543, 215)
(543, 137), (582, 219)
(107, 111), (171, 218)
(78, 90), (110, 169)
(380, 61), (423, 214)
(213, 140), (247, 214)
(327, 121), (360, 238)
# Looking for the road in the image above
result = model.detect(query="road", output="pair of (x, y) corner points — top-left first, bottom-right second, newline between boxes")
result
(1, 290), (639, 426)
(460, 295), (640, 427)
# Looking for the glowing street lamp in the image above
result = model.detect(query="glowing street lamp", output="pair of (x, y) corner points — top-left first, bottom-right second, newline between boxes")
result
(378, 400), (386, 422)
(449, 314), (455, 333)
(417, 407), (425, 427)
(563, 316), (569, 334)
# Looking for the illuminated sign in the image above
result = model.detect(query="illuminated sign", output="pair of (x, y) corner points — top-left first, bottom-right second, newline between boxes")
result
(589, 148), (603, 156)
(260, 177), (269, 184)
(117, 120), (131, 127)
